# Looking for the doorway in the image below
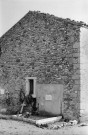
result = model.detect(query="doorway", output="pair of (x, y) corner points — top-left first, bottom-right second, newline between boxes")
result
(25, 77), (36, 97)
(29, 79), (34, 94)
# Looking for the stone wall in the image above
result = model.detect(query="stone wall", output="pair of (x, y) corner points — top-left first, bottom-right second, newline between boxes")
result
(0, 11), (80, 119)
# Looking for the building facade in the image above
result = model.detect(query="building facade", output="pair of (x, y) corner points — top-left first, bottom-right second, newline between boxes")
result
(0, 11), (88, 121)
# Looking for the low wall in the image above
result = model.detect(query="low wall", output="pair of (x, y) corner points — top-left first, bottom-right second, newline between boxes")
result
(36, 84), (63, 116)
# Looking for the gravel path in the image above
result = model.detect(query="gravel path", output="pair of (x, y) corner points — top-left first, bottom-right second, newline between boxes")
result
(0, 119), (88, 135)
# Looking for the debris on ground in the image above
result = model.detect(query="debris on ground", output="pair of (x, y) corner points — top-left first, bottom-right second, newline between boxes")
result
(38, 120), (78, 130)
(48, 123), (64, 130)
(0, 112), (79, 130)
(68, 120), (78, 125)
(79, 123), (88, 127)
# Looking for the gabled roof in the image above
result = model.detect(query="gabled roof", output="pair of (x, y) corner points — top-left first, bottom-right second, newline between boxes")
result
(0, 11), (88, 39)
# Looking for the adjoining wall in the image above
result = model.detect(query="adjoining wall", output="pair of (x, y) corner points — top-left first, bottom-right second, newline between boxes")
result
(80, 27), (88, 121)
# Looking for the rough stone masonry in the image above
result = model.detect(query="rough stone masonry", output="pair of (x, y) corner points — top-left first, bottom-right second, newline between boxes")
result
(0, 11), (88, 121)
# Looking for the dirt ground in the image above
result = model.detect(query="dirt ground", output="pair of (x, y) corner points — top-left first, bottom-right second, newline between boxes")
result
(0, 119), (88, 135)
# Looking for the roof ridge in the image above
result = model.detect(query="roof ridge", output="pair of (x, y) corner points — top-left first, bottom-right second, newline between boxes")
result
(26, 11), (88, 28)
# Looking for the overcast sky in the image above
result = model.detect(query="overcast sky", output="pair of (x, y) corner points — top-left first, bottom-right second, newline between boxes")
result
(0, 0), (88, 37)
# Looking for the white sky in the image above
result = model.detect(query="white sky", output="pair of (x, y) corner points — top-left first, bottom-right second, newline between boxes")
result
(0, 0), (88, 37)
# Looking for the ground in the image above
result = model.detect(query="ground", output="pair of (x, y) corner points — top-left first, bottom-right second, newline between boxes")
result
(0, 119), (88, 135)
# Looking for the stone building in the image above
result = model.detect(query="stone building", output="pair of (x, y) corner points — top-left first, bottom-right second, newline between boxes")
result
(0, 11), (88, 121)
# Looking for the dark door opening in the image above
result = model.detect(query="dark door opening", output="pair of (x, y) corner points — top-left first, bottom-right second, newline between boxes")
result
(29, 79), (34, 95)
(26, 77), (36, 97)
